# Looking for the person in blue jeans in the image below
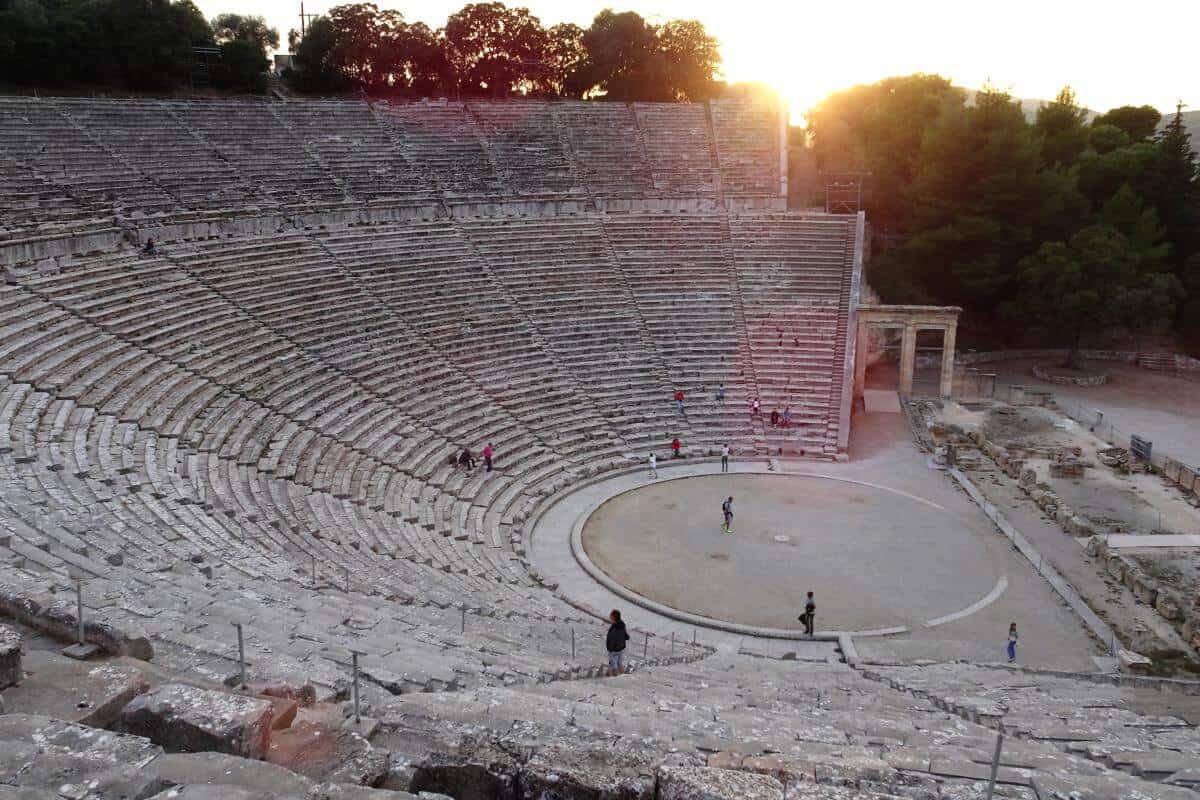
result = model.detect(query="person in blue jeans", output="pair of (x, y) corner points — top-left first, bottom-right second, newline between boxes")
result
(1007, 622), (1018, 662)
(606, 609), (630, 675)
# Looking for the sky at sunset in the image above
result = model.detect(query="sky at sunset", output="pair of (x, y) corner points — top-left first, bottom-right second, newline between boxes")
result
(199, 0), (1198, 120)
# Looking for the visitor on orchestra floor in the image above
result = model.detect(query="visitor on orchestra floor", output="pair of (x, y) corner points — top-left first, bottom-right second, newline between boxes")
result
(606, 609), (630, 676)
(458, 446), (475, 471)
(671, 437), (682, 458)
(799, 591), (816, 636)
(715, 383), (725, 402)
(722, 496), (734, 534)
(674, 389), (685, 413)
(782, 407), (792, 428)
(648, 452), (658, 480)
(770, 408), (779, 427)
(1007, 622), (1019, 662)
(482, 442), (494, 472)
(721, 443), (730, 473)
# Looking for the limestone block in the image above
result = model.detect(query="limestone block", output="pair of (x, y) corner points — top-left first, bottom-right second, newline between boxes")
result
(1106, 555), (1126, 582)
(1068, 515), (1095, 537)
(267, 723), (388, 786)
(1132, 574), (1159, 606)
(1019, 467), (1037, 486)
(1157, 592), (1184, 621)
(146, 752), (314, 797)
(519, 742), (656, 799)
(657, 766), (783, 800)
(119, 683), (274, 759)
(0, 623), (21, 689)
(0, 651), (148, 727)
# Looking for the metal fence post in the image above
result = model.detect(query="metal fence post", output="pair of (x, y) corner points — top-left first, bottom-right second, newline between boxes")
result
(643, 632), (648, 658)
(671, 631), (675, 656)
(233, 622), (246, 687)
(75, 576), (85, 645)
(350, 650), (362, 724)
(344, 566), (350, 593)
(311, 554), (317, 584)
(571, 627), (575, 660)
(984, 731), (1004, 800)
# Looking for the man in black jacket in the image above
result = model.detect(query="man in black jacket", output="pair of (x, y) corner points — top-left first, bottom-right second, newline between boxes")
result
(606, 609), (630, 675)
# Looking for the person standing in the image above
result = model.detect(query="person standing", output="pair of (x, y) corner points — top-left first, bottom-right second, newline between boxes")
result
(715, 383), (725, 402)
(674, 389), (685, 413)
(751, 397), (761, 418)
(1007, 622), (1018, 662)
(606, 609), (630, 676)
(721, 496), (734, 534)
(671, 437), (682, 459)
(770, 408), (780, 427)
(799, 592), (816, 636)
(648, 453), (658, 480)
(721, 443), (730, 473)
(482, 442), (494, 472)
(782, 407), (792, 428)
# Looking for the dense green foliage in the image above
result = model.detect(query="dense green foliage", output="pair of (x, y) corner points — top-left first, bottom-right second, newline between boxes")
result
(291, 3), (720, 99)
(0, 0), (276, 92)
(809, 76), (1199, 351)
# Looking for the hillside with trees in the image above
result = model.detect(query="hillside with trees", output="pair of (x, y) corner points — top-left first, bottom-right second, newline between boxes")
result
(808, 77), (1199, 355)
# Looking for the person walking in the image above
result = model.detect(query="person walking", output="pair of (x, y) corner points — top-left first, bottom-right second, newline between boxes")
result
(715, 383), (725, 402)
(770, 408), (780, 427)
(721, 496), (734, 534)
(750, 397), (761, 418)
(671, 437), (682, 459)
(482, 442), (494, 472)
(648, 453), (658, 480)
(606, 609), (630, 676)
(782, 407), (792, 428)
(1007, 622), (1018, 662)
(674, 389), (685, 413)
(721, 443), (730, 473)
(799, 591), (816, 636)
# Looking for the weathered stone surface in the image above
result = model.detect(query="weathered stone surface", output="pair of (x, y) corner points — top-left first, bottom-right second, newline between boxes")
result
(268, 723), (389, 787)
(120, 683), (274, 759)
(519, 742), (657, 799)
(144, 787), (298, 800)
(0, 713), (162, 767)
(9, 753), (167, 799)
(1156, 591), (1184, 621)
(0, 623), (21, 688)
(309, 786), (423, 800)
(657, 766), (783, 800)
(147, 751), (314, 796)
(1030, 772), (1199, 799)
(0, 651), (148, 727)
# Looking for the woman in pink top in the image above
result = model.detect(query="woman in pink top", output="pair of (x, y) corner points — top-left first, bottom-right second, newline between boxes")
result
(482, 442), (494, 472)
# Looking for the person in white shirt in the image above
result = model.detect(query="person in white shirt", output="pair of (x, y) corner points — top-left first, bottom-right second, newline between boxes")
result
(648, 453), (658, 480)
(721, 443), (730, 473)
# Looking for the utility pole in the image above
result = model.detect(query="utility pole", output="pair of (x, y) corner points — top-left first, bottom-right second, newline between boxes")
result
(299, 2), (318, 40)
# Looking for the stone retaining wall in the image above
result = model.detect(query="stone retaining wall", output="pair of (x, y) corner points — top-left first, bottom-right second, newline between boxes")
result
(924, 348), (1200, 375)
(1030, 364), (1109, 386)
(1, 227), (123, 271)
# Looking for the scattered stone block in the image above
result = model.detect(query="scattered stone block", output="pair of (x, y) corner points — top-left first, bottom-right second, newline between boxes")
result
(1117, 648), (1153, 673)
(119, 683), (274, 759)
(657, 766), (783, 800)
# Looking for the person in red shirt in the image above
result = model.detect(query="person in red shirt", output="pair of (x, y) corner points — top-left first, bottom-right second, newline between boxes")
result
(674, 389), (684, 413)
(482, 442), (494, 472)
(671, 437), (682, 458)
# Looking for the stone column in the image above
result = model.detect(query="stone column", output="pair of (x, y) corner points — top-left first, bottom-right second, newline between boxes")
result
(899, 325), (917, 395)
(853, 324), (869, 400)
(939, 324), (957, 398)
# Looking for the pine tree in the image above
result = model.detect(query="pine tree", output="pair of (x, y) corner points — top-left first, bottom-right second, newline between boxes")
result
(1153, 103), (1200, 265)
